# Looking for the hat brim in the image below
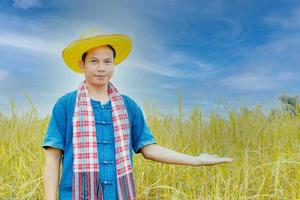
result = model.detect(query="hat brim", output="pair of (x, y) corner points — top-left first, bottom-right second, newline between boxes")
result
(62, 34), (132, 73)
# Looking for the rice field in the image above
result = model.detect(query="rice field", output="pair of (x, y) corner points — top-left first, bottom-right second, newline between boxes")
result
(0, 97), (299, 199)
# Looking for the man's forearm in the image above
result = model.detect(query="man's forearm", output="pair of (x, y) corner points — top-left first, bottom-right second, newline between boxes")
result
(141, 144), (198, 166)
(141, 144), (234, 166)
(43, 150), (62, 200)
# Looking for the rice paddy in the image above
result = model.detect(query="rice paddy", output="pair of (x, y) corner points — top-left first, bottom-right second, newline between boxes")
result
(0, 97), (299, 199)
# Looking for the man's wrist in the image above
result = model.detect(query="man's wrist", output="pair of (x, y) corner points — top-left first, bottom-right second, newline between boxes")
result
(189, 155), (201, 166)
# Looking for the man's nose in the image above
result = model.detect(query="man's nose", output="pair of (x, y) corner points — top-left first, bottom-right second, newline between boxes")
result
(96, 62), (106, 71)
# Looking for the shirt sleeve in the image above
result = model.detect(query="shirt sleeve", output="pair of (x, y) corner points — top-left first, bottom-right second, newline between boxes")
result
(42, 96), (67, 152)
(130, 99), (156, 154)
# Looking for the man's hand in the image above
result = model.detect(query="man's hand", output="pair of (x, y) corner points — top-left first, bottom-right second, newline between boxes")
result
(193, 153), (234, 166)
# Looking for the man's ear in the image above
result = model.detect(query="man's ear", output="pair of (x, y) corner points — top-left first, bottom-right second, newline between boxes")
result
(79, 60), (84, 72)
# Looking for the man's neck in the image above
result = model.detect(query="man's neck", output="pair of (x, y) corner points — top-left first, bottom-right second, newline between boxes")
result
(86, 81), (110, 102)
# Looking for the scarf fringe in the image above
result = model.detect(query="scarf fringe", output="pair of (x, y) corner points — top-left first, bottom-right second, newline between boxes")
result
(72, 171), (103, 200)
(117, 173), (136, 200)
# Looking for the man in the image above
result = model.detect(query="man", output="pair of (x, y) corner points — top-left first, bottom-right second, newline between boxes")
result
(42, 29), (233, 200)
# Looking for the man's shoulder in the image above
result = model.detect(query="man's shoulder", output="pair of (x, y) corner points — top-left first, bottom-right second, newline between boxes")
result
(121, 94), (138, 106)
(120, 94), (143, 113)
(55, 90), (77, 106)
(121, 93), (133, 102)
(63, 90), (77, 99)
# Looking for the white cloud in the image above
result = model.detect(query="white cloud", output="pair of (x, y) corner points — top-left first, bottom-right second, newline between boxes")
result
(127, 54), (216, 79)
(220, 71), (296, 91)
(254, 36), (300, 60)
(220, 6), (300, 93)
(0, 69), (9, 81)
(12, 0), (41, 10)
(264, 6), (300, 29)
(0, 31), (64, 55)
(1, 1), (219, 80)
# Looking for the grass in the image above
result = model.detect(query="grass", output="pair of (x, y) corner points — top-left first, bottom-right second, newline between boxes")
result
(0, 97), (299, 199)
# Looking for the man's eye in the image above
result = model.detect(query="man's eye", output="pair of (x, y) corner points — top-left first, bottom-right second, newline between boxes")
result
(90, 59), (97, 64)
(105, 60), (112, 64)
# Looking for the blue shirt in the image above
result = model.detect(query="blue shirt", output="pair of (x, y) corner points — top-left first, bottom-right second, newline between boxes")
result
(42, 90), (156, 200)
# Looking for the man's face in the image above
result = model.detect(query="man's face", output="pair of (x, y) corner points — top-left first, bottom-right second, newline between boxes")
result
(79, 45), (115, 87)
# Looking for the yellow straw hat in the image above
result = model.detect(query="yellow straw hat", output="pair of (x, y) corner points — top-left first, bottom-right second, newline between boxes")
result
(62, 28), (132, 73)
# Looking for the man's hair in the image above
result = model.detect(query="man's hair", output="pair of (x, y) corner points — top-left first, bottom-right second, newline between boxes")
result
(81, 45), (116, 62)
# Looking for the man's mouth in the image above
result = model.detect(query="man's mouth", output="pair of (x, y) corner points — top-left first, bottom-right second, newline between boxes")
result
(94, 74), (107, 77)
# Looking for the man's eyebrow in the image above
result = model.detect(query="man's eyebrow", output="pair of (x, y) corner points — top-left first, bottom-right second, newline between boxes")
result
(89, 56), (98, 60)
(89, 56), (112, 60)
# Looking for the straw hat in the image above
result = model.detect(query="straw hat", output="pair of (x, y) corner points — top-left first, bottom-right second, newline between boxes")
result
(62, 28), (132, 73)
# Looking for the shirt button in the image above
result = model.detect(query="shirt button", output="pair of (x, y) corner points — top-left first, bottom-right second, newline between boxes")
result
(102, 180), (113, 185)
(100, 121), (106, 125)
(102, 160), (114, 164)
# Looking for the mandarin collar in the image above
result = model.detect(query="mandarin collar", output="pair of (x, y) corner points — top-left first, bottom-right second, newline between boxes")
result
(90, 98), (111, 109)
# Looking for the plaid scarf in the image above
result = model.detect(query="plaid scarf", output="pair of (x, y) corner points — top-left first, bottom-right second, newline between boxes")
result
(72, 80), (136, 200)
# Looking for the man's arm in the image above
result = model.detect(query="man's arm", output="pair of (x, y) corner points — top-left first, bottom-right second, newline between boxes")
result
(140, 144), (233, 166)
(43, 147), (62, 200)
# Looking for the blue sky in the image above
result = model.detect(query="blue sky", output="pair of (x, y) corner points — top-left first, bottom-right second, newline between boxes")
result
(1, 0), (300, 118)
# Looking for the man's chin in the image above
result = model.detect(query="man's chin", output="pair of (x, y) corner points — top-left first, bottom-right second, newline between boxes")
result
(93, 81), (108, 87)
(86, 78), (110, 87)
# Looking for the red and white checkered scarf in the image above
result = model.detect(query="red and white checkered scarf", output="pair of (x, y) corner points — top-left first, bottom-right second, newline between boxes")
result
(72, 80), (136, 200)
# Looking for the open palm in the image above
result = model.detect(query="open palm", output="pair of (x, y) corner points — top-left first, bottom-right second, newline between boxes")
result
(195, 153), (234, 166)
